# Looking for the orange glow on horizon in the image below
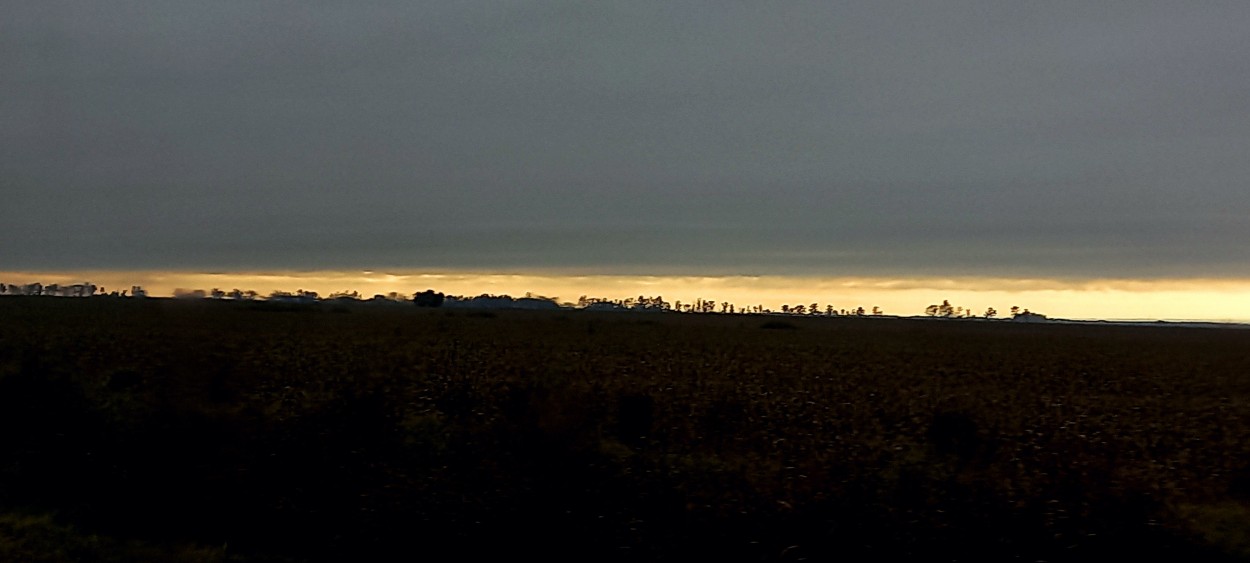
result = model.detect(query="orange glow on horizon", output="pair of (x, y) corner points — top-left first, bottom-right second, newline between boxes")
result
(2, 269), (1249, 323)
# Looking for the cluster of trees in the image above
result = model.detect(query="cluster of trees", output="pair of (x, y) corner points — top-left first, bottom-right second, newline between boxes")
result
(171, 288), (421, 304)
(174, 288), (263, 300)
(442, 293), (559, 310)
(1, 282), (96, 297)
(172, 288), (410, 303)
(924, 301), (1044, 320)
(568, 296), (883, 316)
(413, 290), (444, 307)
(577, 295), (671, 311)
(777, 304), (882, 316)
(0, 282), (146, 297)
(924, 300), (979, 318)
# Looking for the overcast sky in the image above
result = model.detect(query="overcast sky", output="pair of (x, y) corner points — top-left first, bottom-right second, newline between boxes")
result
(4, 2), (1248, 279)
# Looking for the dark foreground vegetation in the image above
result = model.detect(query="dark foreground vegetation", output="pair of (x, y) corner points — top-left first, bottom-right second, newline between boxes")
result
(2, 297), (1249, 561)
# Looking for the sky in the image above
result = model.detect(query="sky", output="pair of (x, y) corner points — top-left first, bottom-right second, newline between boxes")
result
(3, 3), (1249, 319)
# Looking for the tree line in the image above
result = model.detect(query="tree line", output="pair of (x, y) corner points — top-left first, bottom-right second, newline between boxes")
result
(2, 280), (1042, 319)
(0, 282), (146, 298)
(924, 300), (1046, 320)
(0, 281), (885, 316)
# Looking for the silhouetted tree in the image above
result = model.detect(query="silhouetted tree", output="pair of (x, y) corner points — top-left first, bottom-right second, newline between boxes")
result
(985, 307), (997, 318)
(413, 289), (445, 307)
(174, 288), (207, 299)
(925, 300), (958, 317)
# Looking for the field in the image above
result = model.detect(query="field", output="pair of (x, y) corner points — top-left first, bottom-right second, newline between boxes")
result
(1, 297), (1249, 561)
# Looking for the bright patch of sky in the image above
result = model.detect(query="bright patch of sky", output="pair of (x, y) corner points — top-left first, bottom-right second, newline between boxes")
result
(4, 270), (1248, 323)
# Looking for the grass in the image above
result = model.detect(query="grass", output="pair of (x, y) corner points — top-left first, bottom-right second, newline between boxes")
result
(1, 296), (1248, 561)
(0, 511), (238, 563)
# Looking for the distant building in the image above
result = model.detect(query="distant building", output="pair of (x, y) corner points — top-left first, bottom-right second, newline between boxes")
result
(1012, 310), (1047, 322)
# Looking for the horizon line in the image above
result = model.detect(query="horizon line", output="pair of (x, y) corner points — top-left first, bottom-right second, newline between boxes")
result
(4, 269), (1250, 323)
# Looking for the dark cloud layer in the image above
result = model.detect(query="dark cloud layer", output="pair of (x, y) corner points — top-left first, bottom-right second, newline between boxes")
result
(4, 2), (1249, 278)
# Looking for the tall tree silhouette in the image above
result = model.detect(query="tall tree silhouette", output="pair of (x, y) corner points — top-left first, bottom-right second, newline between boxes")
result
(414, 289), (445, 307)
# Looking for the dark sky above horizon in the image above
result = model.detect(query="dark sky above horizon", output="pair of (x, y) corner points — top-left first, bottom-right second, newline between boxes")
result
(4, 2), (1249, 279)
